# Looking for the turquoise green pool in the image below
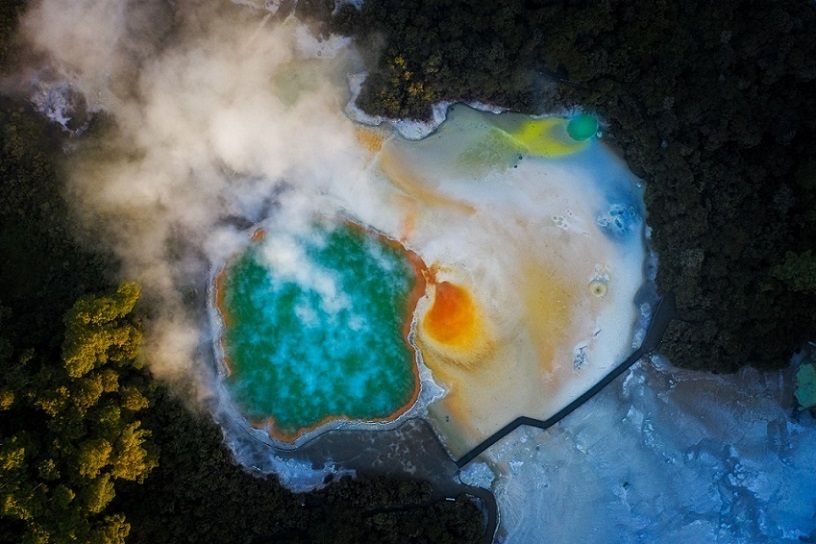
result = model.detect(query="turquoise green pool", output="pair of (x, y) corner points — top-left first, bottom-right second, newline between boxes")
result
(217, 223), (422, 439)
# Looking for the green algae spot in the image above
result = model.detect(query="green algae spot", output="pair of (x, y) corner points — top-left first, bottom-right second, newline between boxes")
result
(795, 362), (816, 409)
(219, 223), (420, 438)
(566, 113), (599, 141)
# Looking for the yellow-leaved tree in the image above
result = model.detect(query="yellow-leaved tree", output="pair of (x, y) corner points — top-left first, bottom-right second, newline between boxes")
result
(0, 282), (157, 544)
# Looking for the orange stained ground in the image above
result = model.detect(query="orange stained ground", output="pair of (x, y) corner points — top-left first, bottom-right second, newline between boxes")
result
(415, 258), (583, 455)
(517, 260), (577, 374)
(378, 145), (476, 214)
(422, 281), (480, 347)
(355, 126), (386, 154)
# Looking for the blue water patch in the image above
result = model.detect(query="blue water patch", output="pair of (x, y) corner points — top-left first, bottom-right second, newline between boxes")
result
(557, 144), (645, 241)
(596, 203), (643, 239)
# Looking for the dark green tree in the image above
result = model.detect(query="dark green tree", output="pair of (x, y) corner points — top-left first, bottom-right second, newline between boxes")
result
(0, 0), (25, 72)
(772, 250), (816, 293)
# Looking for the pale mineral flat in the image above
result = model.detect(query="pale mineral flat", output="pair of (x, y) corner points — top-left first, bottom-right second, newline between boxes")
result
(357, 105), (646, 457)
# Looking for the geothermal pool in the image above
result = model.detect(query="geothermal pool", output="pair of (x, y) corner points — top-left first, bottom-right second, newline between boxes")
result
(217, 224), (423, 440)
(214, 105), (646, 456)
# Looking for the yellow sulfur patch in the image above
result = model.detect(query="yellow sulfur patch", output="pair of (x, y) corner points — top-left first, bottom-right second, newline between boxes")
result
(454, 127), (521, 173)
(507, 118), (588, 157)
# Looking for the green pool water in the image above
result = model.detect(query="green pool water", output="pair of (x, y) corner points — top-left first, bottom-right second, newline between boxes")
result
(566, 113), (599, 141)
(218, 223), (421, 438)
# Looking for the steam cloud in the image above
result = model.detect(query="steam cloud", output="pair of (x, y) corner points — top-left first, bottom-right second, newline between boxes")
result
(16, 0), (380, 400)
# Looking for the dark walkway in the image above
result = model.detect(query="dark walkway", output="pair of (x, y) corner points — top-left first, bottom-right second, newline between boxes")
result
(455, 293), (676, 468)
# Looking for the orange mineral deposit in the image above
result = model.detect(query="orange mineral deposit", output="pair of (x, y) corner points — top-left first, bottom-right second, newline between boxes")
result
(423, 281), (479, 347)
(355, 126), (386, 154)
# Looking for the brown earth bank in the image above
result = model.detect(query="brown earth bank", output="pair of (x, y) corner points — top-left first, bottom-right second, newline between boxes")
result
(298, 0), (816, 372)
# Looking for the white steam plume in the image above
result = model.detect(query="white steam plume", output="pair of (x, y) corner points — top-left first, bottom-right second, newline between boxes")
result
(17, 0), (376, 399)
